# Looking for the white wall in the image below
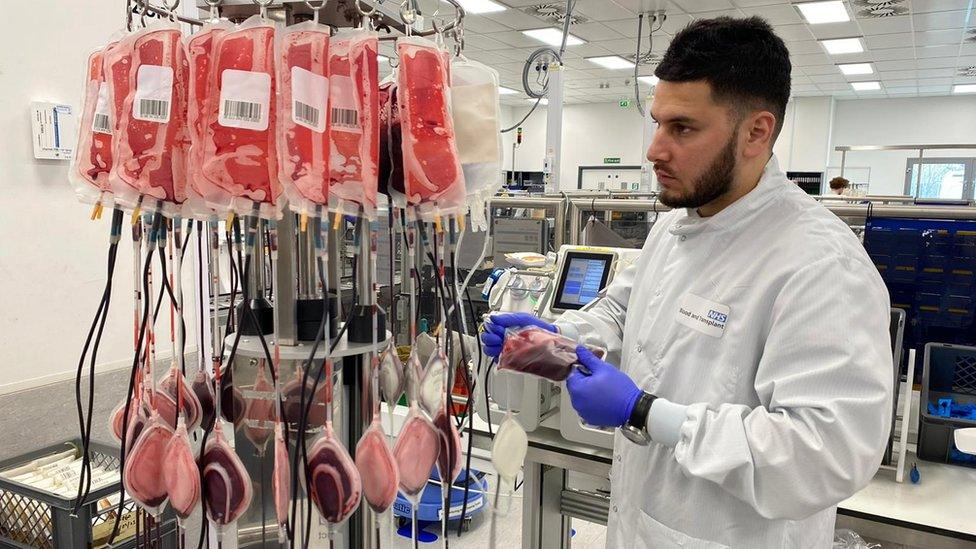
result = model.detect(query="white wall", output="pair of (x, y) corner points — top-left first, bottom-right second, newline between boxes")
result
(500, 102), (648, 190)
(0, 3), (196, 393)
(830, 96), (976, 195)
(777, 96), (835, 175)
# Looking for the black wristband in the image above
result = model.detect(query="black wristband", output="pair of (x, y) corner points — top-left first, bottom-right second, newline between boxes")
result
(627, 392), (656, 433)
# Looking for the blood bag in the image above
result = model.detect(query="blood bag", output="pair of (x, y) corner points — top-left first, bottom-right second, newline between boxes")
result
(451, 57), (503, 231)
(106, 22), (190, 216)
(198, 15), (281, 219)
(70, 44), (117, 207)
(396, 37), (466, 221)
(328, 29), (380, 219)
(184, 20), (232, 219)
(277, 21), (331, 217)
(498, 327), (599, 382)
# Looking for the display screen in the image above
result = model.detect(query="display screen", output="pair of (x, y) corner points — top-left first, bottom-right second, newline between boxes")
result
(553, 252), (613, 311)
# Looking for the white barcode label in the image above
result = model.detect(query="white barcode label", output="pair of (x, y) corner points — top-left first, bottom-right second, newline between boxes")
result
(329, 74), (361, 134)
(291, 66), (328, 133)
(133, 65), (173, 123)
(92, 82), (112, 134)
(219, 69), (271, 131)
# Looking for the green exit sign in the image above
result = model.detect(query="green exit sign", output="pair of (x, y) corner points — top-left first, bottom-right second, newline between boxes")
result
(604, 157), (621, 164)
(619, 99), (631, 108)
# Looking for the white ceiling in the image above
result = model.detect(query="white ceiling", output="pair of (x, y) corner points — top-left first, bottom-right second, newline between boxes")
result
(405, 0), (976, 104)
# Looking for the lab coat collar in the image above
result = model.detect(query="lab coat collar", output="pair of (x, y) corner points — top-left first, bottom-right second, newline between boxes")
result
(669, 155), (787, 236)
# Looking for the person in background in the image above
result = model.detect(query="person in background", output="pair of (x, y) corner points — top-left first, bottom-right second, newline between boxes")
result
(482, 16), (893, 549)
(830, 176), (852, 195)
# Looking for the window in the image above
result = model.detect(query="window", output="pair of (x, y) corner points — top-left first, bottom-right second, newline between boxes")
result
(904, 158), (975, 200)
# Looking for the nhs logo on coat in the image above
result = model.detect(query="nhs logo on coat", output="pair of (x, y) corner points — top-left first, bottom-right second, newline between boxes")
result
(675, 293), (731, 338)
(707, 310), (728, 323)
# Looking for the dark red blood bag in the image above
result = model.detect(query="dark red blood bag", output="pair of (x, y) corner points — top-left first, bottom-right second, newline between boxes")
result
(498, 327), (582, 382)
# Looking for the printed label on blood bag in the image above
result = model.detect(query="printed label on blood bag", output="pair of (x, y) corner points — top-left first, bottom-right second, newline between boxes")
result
(92, 82), (112, 134)
(329, 74), (361, 134)
(291, 66), (328, 133)
(219, 69), (271, 131)
(133, 65), (174, 123)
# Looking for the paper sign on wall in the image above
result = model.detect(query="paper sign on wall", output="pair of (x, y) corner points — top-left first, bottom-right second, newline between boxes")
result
(30, 101), (75, 160)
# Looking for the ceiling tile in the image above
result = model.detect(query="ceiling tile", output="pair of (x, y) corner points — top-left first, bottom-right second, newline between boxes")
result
(787, 41), (824, 55)
(879, 69), (918, 79)
(913, 11), (971, 32)
(916, 44), (964, 57)
(916, 57), (963, 69)
(688, 8), (746, 18)
(882, 79), (918, 87)
(919, 84), (953, 92)
(807, 21), (864, 40)
(819, 82), (854, 91)
(570, 22), (627, 41)
(669, 0), (736, 13)
(563, 42), (616, 56)
(954, 75), (976, 83)
(872, 47), (918, 61)
(738, 5), (804, 24)
(595, 37), (644, 52)
(803, 64), (843, 75)
(917, 67), (958, 78)
(856, 16), (913, 36)
(792, 83), (820, 92)
(658, 13), (696, 35)
(573, 0), (637, 21)
(464, 14), (514, 33)
(603, 18), (641, 38)
(876, 60), (917, 71)
(465, 50), (513, 64)
(464, 34), (515, 50)
(482, 9), (548, 29)
(910, 0), (973, 13)
(918, 77), (955, 84)
(792, 75), (813, 84)
(915, 29), (966, 46)
(774, 24), (816, 42)
(792, 52), (833, 66)
(810, 73), (848, 84)
(963, 43), (976, 55)
(730, 0), (788, 6)
(866, 32), (914, 50)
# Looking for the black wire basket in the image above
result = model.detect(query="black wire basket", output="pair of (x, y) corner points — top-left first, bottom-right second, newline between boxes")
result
(0, 440), (176, 548)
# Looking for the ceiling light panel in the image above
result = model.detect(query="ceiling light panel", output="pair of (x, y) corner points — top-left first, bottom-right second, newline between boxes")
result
(527, 97), (550, 105)
(953, 84), (976, 94)
(821, 37), (865, 54)
(457, 0), (507, 13)
(795, 1), (851, 24)
(521, 28), (586, 47)
(851, 81), (882, 90)
(639, 76), (660, 86)
(587, 56), (636, 69)
(498, 86), (519, 95)
(839, 63), (874, 75)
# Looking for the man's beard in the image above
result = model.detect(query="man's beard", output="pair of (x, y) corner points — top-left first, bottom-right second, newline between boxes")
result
(658, 132), (738, 210)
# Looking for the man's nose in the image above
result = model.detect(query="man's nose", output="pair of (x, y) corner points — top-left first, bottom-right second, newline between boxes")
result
(647, 128), (669, 164)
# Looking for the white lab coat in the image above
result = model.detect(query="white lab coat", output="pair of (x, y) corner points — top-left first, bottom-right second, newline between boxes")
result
(556, 156), (892, 549)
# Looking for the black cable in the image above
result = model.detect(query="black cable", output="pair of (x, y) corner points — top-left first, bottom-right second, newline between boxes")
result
(108, 212), (163, 544)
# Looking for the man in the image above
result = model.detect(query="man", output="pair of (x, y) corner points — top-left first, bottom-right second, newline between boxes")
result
(482, 17), (892, 548)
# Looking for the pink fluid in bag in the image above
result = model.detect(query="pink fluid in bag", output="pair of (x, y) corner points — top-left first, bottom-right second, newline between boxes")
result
(199, 21), (280, 210)
(243, 359), (275, 453)
(327, 30), (379, 216)
(392, 408), (439, 502)
(354, 421), (399, 513)
(186, 23), (229, 206)
(72, 48), (114, 198)
(396, 38), (466, 219)
(272, 422), (291, 541)
(162, 420), (201, 522)
(123, 411), (173, 515)
(111, 27), (190, 206)
(278, 25), (331, 209)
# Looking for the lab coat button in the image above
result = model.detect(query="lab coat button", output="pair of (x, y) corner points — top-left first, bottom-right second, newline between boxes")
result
(680, 235), (688, 242)
(636, 344), (643, 353)
(612, 505), (618, 513)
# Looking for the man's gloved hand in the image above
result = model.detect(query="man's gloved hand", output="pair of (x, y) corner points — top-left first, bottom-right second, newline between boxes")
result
(566, 346), (642, 428)
(480, 312), (557, 359)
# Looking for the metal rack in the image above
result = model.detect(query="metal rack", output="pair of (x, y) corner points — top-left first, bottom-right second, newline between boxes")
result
(131, 0), (466, 40)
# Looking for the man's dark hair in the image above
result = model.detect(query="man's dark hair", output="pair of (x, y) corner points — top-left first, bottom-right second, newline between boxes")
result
(655, 16), (791, 140)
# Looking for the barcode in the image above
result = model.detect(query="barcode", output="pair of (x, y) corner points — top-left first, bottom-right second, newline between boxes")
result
(139, 99), (170, 121)
(92, 113), (111, 134)
(331, 107), (359, 129)
(224, 99), (263, 123)
(294, 100), (320, 127)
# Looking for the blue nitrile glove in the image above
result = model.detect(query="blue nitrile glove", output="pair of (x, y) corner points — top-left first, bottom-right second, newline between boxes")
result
(480, 312), (557, 360)
(566, 346), (642, 428)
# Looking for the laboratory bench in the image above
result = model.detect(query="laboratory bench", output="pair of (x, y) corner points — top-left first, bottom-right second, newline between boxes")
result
(470, 426), (976, 549)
